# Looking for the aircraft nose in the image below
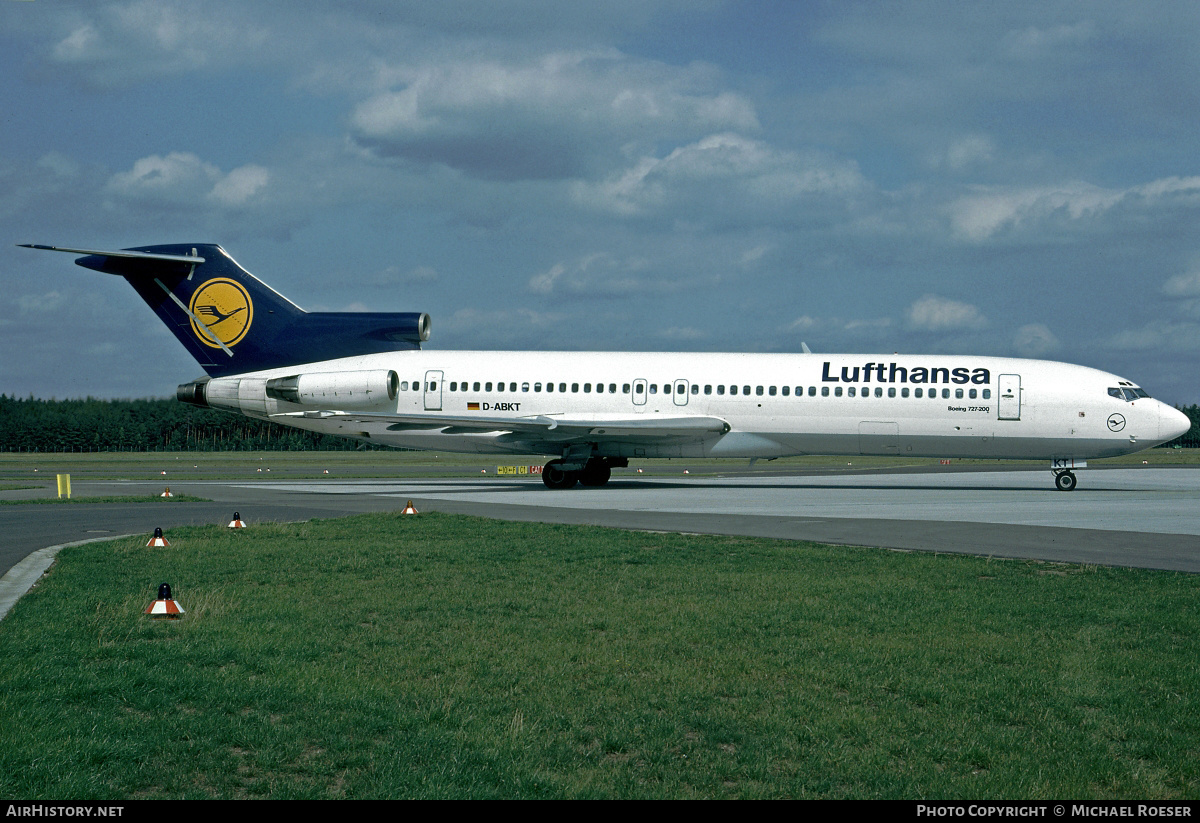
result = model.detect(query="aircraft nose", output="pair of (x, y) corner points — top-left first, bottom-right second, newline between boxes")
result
(1160, 403), (1191, 442)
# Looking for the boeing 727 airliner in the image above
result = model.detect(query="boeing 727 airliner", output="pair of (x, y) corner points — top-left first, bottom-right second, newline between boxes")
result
(21, 243), (1191, 491)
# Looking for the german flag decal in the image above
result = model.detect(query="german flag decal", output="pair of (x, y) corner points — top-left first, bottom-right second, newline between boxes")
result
(467, 402), (481, 411)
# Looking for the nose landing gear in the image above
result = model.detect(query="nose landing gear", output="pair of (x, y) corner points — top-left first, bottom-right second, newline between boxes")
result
(1054, 470), (1077, 492)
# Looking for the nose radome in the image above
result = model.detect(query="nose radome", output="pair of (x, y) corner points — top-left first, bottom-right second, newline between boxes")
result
(1161, 404), (1191, 441)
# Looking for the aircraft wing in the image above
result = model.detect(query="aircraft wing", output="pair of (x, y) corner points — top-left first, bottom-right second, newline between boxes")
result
(272, 410), (730, 439)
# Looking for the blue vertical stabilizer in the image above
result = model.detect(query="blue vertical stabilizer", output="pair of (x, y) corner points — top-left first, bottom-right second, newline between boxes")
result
(20, 243), (430, 376)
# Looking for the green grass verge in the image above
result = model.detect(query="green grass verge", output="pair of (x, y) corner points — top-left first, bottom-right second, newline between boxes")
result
(1, 512), (1197, 799)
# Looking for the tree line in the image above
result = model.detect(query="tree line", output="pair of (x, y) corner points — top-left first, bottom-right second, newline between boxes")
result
(0, 395), (383, 452)
(1, 394), (1198, 453)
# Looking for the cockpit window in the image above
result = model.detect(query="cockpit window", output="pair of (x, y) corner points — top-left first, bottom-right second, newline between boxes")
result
(1110, 386), (1151, 402)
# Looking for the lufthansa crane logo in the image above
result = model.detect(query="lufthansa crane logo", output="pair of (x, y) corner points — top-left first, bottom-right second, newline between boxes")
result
(188, 278), (253, 349)
(1107, 413), (1126, 432)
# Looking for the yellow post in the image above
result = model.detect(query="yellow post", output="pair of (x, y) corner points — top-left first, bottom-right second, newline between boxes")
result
(56, 473), (72, 499)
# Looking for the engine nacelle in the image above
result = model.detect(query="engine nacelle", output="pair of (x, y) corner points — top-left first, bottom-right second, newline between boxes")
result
(265, 370), (398, 408)
(178, 369), (398, 414)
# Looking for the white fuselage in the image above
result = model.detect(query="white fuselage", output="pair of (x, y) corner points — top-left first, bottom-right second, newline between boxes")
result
(205, 349), (1188, 463)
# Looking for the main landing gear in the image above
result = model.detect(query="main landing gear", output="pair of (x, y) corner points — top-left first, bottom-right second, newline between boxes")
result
(1054, 470), (1077, 492)
(541, 457), (624, 489)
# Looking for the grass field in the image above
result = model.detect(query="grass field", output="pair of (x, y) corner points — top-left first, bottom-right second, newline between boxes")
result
(1, 511), (1197, 799)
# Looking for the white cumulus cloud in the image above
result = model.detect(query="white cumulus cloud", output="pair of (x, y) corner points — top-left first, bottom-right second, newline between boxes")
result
(106, 153), (269, 208)
(350, 50), (759, 181)
(905, 294), (987, 332)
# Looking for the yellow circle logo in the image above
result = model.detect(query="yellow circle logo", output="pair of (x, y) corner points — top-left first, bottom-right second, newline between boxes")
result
(189, 278), (253, 348)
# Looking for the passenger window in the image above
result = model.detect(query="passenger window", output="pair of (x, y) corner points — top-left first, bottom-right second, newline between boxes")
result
(781, 386), (789, 396)
(983, 389), (991, 399)
(545, 382), (553, 392)
(848, 387), (856, 397)
(485, 382), (493, 392)
(473, 382), (480, 391)
(901, 388), (909, 398)
(834, 387), (843, 397)
(756, 386), (764, 396)
(663, 384), (671, 394)
(810, 387), (818, 397)
(559, 383), (566, 393)
(769, 386), (777, 396)
(969, 389), (976, 399)
(623, 384), (631, 394)
(915, 388), (922, 398)
(595, 383), (603, 394)
(509, 383), (517, 392)
(942, 388), (950, 399)
(572, 383), (579, 393)
(522, 382), (530, 392)
(649, 384), (657, 394)
(691, 384), (699, 394)
(717, 385), (725, 395)
(743, 386), (751, 395)
(584, 383), (592, 393)
(888, 387), (896, 398)
(400, 381), (409, 391)
(705, 385), (712, 395)
(496, 382), (504, 392)
(955, 389), (963, 399)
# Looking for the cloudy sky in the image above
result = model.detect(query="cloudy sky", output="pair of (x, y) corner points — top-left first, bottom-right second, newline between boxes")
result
(3, 1), (1200, 404)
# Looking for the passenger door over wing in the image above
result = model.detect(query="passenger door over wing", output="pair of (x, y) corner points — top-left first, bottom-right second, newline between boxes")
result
(632, 378), (647, 408)
(424, 370), (444, 411)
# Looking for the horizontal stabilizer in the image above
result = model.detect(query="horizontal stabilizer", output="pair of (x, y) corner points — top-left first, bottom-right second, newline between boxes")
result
(18, 244), (205, 264)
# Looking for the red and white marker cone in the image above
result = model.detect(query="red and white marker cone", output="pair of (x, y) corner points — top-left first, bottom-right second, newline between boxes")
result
(146, 527), (170, 547)
(227, 511), (246, 528)
(161, 487), (173, 497)
(145, 582), (184, 619)
(402, 500), (418, 515)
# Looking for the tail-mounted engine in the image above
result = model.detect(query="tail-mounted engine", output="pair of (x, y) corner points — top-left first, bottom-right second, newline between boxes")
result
(178, 369), (399, 415)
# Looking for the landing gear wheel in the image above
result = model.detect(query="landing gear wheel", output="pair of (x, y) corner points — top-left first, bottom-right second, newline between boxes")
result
(542, 459), (579, 490)
(579, 458), (612, 487)
(1054, 471), (1077, 492)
